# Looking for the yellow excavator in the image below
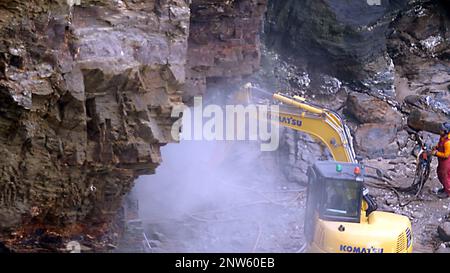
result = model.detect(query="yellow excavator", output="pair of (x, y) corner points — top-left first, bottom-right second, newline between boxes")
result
(237, 84), (413, 253)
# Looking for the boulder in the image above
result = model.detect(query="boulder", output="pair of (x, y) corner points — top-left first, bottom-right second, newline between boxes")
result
(346, 92), (402, 125)
(355, 123), (399, 159)
(408, 108), (448, 135)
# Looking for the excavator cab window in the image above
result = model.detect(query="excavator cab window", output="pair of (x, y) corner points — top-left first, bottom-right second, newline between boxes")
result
(320, 179), (362, 223)
(305, 164), (365, 243)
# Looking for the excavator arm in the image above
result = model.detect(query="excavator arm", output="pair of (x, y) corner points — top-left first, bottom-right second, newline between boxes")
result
(236, 84), (356, 163)
(272, 93), (357, 163)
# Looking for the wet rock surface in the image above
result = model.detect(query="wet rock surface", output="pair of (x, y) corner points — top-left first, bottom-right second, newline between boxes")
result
(265, 0), (448, 124)
(389, 0), (450, 133)
(264, 0), (412, 97)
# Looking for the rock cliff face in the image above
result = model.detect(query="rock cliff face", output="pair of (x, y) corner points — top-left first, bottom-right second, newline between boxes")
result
(265, 0), (449, 103)
(0, 0), (268, 250)
(266, 0), (449, 104)
(265, 0), (411, 97)
(184, 0), (266, 99)
(388, 0), (450, 132)
(0, 0), (190, 244)
(262, 0), (449, 183)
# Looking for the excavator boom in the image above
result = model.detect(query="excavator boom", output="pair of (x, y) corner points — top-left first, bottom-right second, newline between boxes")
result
(237, 86), (357, 163)
(272, 93), (357, 163)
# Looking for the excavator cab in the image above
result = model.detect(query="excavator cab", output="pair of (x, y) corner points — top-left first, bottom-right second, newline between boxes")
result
(305, 162), (364, 242)
(304, 161), (413, 253)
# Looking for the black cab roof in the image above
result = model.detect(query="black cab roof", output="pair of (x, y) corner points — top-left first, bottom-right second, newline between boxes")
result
(312, 161), (365, 182)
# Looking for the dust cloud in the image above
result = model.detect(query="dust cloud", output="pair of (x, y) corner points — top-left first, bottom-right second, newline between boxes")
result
(133, 137), (306, 253)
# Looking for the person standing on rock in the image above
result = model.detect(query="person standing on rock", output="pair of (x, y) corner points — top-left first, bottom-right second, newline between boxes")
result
(433, 122), (450, 198)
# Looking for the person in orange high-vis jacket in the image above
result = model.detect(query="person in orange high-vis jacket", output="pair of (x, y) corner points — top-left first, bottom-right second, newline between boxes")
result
(433, 122), (450, 199)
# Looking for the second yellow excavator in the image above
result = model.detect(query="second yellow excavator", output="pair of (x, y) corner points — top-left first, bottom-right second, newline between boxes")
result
(237, 84), (413, 253)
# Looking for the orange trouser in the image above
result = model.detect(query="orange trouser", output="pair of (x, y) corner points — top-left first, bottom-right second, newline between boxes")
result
(438, 159), (450, 194)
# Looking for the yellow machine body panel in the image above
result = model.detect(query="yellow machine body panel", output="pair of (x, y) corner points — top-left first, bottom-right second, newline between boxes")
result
(308, 211), (413, 253)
